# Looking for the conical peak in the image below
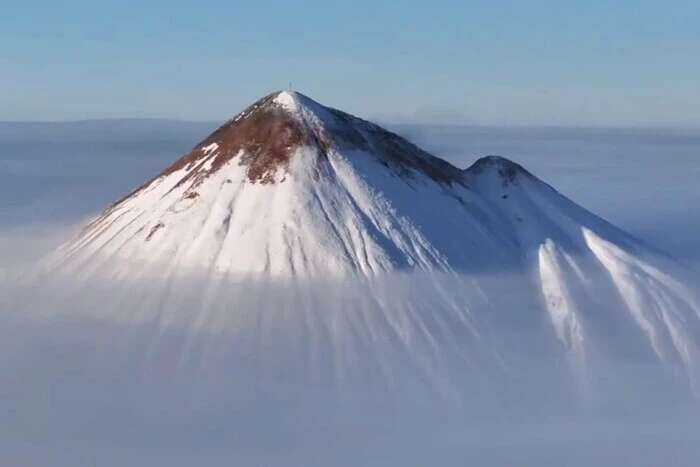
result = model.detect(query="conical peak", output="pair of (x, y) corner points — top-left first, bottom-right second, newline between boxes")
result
(271, 90), (301, 113)
(273, 89), (299, 103)
(238, 90), (331, 125)
(155, 91), (464, 187)
(270, 90), (318, 114)
(160, 91), (319, 184)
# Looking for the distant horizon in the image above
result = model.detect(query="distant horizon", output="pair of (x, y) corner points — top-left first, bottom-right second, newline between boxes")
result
(3, 1), (699, 126)
(2, 116), (699, 133)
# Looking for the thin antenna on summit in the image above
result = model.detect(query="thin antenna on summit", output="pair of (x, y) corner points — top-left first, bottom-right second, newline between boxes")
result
(288, 82), (292, 90)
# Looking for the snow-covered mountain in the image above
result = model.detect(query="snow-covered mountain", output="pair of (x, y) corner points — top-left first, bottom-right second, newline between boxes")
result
(43, 91), (700, 399)
(54, 90), (479, 277)
(45, 92), (644, 277)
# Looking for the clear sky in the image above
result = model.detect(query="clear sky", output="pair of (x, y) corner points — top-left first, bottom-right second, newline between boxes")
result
(2, 1), (699, 126)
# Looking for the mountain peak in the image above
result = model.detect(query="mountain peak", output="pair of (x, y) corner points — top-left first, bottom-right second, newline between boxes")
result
(153, 91), (462, 186)
(270, 90), (314, 114)
(272, 89), (300, 104)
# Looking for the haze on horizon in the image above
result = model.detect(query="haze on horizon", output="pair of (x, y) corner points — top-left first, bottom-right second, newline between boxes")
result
(2, 0), (699, 127)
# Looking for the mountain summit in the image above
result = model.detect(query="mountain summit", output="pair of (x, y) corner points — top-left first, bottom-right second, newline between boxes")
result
(160, 91), (462, 186)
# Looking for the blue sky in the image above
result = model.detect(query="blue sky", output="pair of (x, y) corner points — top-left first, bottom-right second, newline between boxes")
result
(2, 0), (699, 126)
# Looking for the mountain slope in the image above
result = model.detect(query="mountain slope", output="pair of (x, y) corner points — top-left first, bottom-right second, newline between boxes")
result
(464, 156), (700, 389)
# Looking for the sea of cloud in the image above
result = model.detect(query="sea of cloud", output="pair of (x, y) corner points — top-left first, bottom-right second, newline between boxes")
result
(1, 121), (700, 466)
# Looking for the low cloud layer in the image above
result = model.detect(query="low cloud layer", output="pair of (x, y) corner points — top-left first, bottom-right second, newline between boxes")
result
(3, 268), (700, 466)
(2, 121), (700, 465)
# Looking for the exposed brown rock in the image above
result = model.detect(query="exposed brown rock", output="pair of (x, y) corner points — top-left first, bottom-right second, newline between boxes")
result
(107, 91), (466, 213)
(162, 92), (313, 187)
(159, 91), (464, 189)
